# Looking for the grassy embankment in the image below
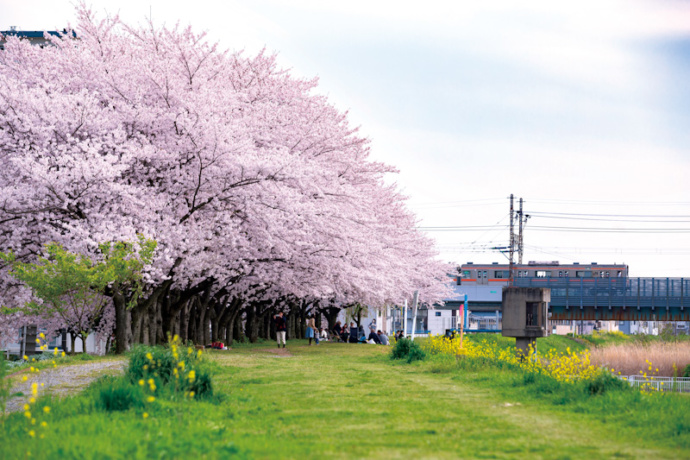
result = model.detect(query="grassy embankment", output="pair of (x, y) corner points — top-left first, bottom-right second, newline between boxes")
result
(1, 335), (689, 459)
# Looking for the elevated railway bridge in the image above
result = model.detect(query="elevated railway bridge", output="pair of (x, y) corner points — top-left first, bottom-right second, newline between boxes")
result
(512, 277), (690, 321)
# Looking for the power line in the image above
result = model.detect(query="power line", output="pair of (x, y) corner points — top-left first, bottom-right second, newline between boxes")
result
(526, 198), (690, 206)
(418, 225), (690, 233)
(529, 211), (690, 218)
(531, 215), (690, 223)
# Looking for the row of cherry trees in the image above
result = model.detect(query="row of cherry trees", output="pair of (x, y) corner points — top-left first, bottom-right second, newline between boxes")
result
(0, 7), (450, 353)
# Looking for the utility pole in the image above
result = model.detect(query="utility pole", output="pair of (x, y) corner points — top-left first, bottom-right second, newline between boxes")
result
(518, 197), (524, 265)
(509, 194), (515, 285)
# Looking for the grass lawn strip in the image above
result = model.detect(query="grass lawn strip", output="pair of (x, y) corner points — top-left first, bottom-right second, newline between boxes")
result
(1, 342), (685, 459)
(211, 343), (675, 459)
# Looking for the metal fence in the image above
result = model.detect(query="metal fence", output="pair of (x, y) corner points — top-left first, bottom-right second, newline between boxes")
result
(619, 375), (690, 393)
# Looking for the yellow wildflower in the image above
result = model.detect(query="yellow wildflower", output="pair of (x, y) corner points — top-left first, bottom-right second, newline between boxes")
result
(40, 421), (48, 428)
(147, 396), (155, 403)
(28, 430), (35, 438)
(143, 412), (149, 419)
(39, 332), (45, 339)
(22, 375), (28, 382)
(43, 406), (50, 413)
(138, 379), (145, 386)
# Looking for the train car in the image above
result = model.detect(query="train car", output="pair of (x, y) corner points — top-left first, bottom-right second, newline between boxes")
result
(458, 261), (628, 286)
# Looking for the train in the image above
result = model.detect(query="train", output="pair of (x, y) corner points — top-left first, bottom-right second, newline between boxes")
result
(458, 261), (629, 285)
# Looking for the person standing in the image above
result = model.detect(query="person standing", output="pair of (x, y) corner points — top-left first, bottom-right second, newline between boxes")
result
(306, 316), (319, 345)
(275, 312), (287, 348)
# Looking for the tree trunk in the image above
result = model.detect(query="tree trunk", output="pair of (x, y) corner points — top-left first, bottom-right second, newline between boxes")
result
(246, 304), (259, 343)
(113, 289), (129, 354)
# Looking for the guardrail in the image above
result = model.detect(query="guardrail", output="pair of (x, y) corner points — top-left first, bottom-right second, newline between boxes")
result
(619, 375), (690, 392)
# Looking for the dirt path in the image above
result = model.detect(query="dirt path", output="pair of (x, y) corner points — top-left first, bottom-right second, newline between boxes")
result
(5, 359), (126, 413)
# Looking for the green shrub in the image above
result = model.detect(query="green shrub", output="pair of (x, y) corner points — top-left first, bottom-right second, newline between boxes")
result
(584, 371), (629, 396)
(189, 369), (213, 399)
(94, 376), (144, 412)
(126, 340), (213, 398)
(391, 338), (426, 363)
(683, 364), (690, 378)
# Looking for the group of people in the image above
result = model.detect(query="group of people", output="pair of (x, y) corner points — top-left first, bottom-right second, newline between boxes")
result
(331, 321), (390, 345)
(273, 313), (399, 348)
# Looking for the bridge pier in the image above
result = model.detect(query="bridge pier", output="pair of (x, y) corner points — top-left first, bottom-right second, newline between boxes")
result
(516, 337), (537, 359)
(502, 287), (550, 360)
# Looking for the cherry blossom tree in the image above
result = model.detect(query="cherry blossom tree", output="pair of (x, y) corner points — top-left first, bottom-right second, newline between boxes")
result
(0, 5), (451, 350)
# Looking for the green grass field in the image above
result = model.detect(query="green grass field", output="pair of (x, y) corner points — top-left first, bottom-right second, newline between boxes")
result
(1, 339), (689, 459)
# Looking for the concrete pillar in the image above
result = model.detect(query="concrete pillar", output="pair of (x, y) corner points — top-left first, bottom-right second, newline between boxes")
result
(516, 337), (536, 359)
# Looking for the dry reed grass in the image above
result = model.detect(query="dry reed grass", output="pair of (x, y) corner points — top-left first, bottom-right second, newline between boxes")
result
(589, 342), (690, 377)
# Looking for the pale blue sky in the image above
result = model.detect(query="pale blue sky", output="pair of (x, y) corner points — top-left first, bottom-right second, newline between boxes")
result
(3, 0), (690, 276)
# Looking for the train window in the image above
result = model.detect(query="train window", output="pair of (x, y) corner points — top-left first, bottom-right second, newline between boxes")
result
(564, 271), (570, 277)
(576, 271), (593, 278)
(462, 270), (471, 278)
(617, 271), (622, 277)
(536, 270), (551, 278)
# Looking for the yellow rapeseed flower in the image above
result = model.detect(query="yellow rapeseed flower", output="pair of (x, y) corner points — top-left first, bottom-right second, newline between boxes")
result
(35, 338), (40, 344)
(43, 406), (50, 413)
(23, 355), (28, 361)
(146, 352), (153, 361)
(28, 430), (35, 438)
(147, 396), (155, 403)
(31, 383), (38, 396)
(39, 332), (45, 339)
(143, 412), (149, 419)
(22, 375), (28, 382)
(29, 398), (36, 404)
(24, 411), (31, 419)
(139, 379), (145, 386)
(23, 404), (30, 411)
(61, 351), (65, 357)
(189, 391), (195, 398)
(40, 421), (48, 428)
(188, 370), (196, 381)
(53, 347), (58, 356)
(178, 361), (185, 369)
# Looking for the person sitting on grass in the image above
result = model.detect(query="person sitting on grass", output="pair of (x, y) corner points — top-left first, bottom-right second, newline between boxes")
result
(349, 322), (359, 343)
(340, 327), (350, 343)
(368, 328), (381, 344)
(377, 330), (389, 345)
